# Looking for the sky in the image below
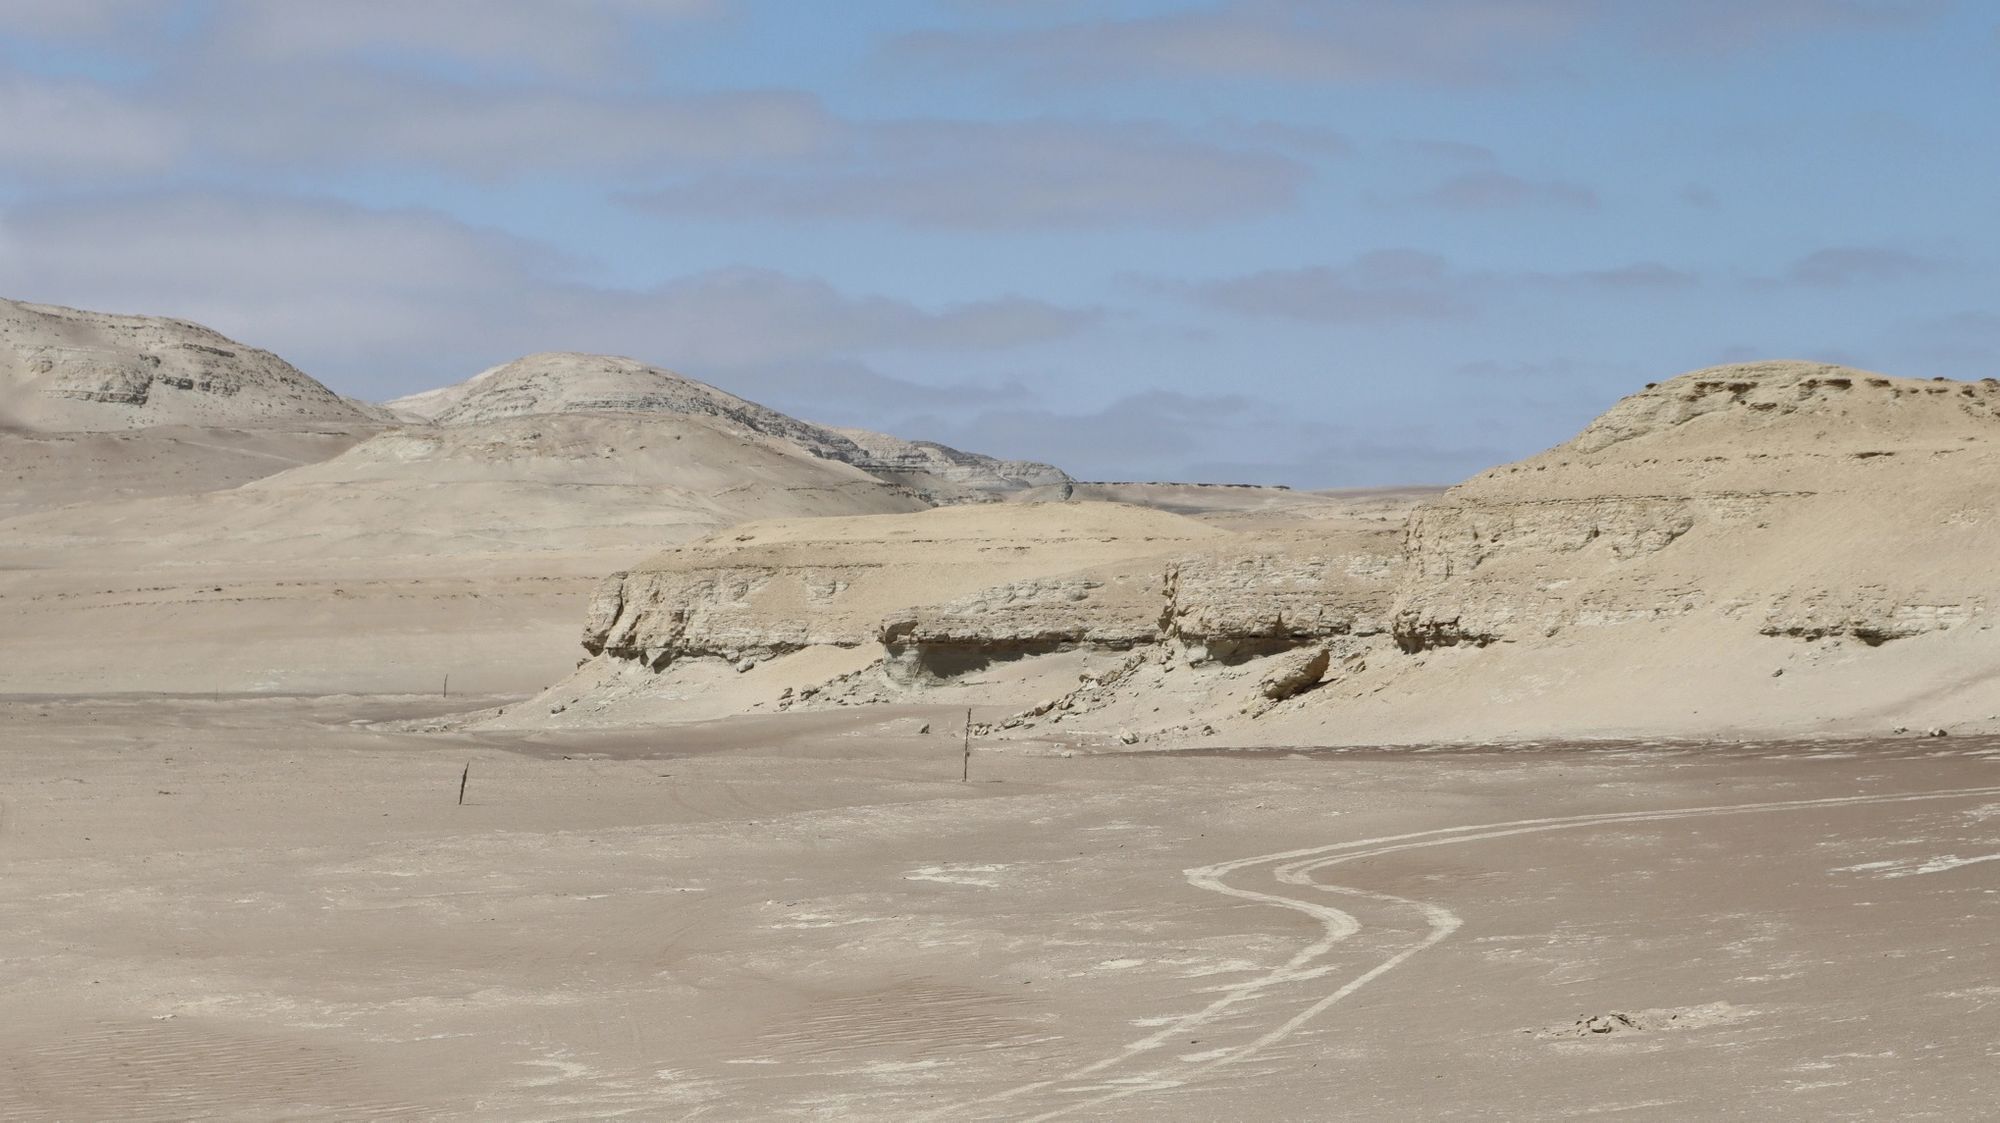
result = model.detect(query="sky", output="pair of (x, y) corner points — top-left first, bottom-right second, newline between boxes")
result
(1, 0), (1995, 486)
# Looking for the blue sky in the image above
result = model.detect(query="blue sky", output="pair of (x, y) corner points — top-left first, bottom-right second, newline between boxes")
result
(1, 0), (1994, 485)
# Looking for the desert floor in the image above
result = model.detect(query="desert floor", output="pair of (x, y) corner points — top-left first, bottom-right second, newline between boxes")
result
(4, 696), (1998, 1120)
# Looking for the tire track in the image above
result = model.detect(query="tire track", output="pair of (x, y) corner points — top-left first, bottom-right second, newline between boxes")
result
(944, 782), (2000, 1121)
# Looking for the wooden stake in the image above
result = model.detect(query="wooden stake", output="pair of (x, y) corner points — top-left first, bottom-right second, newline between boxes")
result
(443, 673), (450, 699)
(961, 708), (972, 782)
(458, 762), (470, 806)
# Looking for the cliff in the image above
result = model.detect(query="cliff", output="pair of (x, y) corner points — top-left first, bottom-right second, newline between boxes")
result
(527, 359), (2000, 744)
(579, 502), (1225, 670)
(1392, 361), (2000, 652)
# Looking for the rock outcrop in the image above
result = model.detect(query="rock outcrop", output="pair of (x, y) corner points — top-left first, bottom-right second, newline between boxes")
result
(830, 427), (1072, 503)
(551, 496), (1410, 731)
(386, 352), (866, 459)
(1163, 532), (1401, 662)
(538, 359), (2000, 745)
(878, 566), (1167, 685)
(0, 298), (384, 432)
(1392, 361), (2000, 652)
(579, 502), (1226, 671)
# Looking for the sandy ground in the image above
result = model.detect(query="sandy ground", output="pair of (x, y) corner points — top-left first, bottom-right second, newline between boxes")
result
(5, 695), (1998, 1120)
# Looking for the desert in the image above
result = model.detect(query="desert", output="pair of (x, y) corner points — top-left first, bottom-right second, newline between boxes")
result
(6, 6), (1999, 1119)
(7, 297), (2000, 1120)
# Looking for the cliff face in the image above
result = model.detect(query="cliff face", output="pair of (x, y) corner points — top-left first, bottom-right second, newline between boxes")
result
(1391, 361), (2000, 653)
(568, 497), (1406, 717)
(578, 502), (1226, 671)
(541, 360), (2000, 743)
(1163, 534), (1401, 662)
(878, 567), (1168, 685)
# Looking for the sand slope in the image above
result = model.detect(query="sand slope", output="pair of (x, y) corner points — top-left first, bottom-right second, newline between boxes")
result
(0, 410), (936, 694)
(0, 425), (376, 519)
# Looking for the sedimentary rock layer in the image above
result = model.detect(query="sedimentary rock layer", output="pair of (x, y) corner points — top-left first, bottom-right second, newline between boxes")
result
(580, 502), (1225, 669)
(388, 351), (1070, 502)
(0, 297), (383, 432)
(1392, 361), (2000, 651)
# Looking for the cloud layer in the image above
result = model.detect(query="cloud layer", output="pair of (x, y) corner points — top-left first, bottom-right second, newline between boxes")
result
(0, 0), (1988, 486)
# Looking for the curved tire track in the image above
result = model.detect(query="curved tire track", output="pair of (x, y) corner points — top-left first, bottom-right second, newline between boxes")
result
(941, 782), (2000, 1121)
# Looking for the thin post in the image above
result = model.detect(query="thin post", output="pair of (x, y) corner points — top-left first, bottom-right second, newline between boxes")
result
(443, 673), (450, 699)
(961, 708), (972, 782)
(458, 762), (470, 806)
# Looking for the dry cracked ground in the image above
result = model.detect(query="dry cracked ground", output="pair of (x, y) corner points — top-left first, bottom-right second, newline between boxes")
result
(4, 695), (1999, 1120)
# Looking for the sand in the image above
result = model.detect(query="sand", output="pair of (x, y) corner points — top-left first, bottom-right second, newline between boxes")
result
(5, 694), (1999, 1119)
(10, 313), (2000, 1120)
(0, 410), (941, 695)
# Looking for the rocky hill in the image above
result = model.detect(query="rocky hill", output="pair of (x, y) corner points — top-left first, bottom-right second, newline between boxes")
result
(1392, 360), (2000, 652)
(0, 300), (1082, 694)
(389, 352), (1070, 503)
(0, 298), (384, 432)
(830, 427), (1073, 503)
(387, 352), (861, 453)
(510, 360), (2000, 744)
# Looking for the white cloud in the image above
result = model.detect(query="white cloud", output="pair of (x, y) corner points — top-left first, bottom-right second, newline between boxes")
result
(0, 0), (166, 38)
(0, 192), (1099, 399)
(1159, 250), (1697, 323)
(0, 76), (189, 175)
(1165, 251), (1480, 323)
(893, 0), (1599, 85)
(188, 69), (839, 175)
(629, 118), (1310, 228)
(1405, 170), (1598, 210)
(209, 0), (725, 76)
(900, 390), (1515, 486)
(892, 0), (1948, 86)
(1776, 246), (1948, 288)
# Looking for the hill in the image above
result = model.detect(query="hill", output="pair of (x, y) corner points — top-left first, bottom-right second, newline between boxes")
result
(0, 297), (382, 432)
(389, 351), (1070, 502)
(0, 410), (934, 694)
(514, 360), (2000, 745)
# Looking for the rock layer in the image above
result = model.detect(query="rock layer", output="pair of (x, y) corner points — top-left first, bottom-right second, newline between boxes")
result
(831, 427), (1073, 503)
(0, 298), (383, 432)
(387, 351), (1070, 503)
(546, 359), (2000, 744)
(580, 502), (1225, 670)
(1392, 361), (2000, 652)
